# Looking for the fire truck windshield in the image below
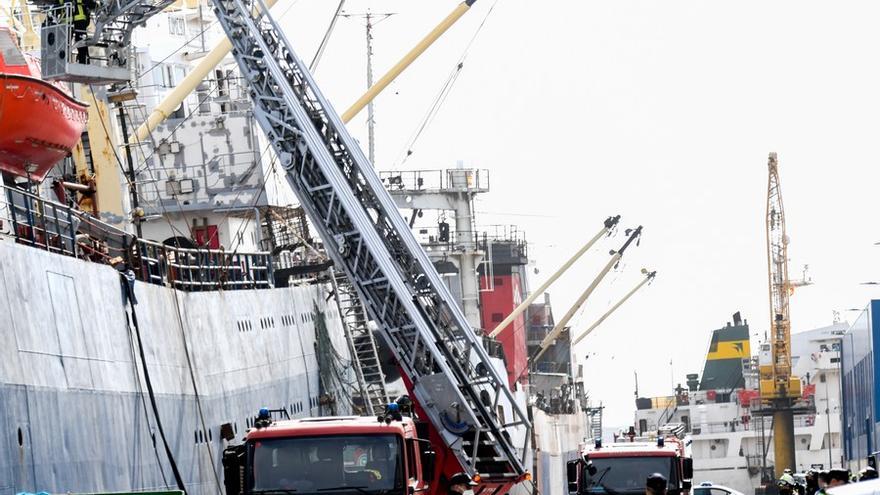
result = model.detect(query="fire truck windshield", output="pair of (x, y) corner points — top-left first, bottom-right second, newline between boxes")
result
(584, 457), (678, 494)
(250, 434), (404, 495)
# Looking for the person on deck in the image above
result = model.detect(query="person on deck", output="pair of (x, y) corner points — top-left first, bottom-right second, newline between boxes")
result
(59, 0), (96, 63)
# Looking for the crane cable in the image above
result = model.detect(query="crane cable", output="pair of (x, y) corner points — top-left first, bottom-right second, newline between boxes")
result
(394, 0), (499, 168)
(309, 0), (345, 72)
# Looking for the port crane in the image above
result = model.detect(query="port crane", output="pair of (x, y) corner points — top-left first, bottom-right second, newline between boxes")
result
(760, 152), (807, 478)
(37, 0), (530, 491)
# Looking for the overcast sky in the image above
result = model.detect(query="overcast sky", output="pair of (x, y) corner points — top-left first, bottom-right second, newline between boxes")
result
(276, 1), (880, 427)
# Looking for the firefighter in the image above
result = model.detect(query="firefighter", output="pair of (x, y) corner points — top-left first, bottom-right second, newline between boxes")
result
(447, 473), (477, 495)
(776, 469), (796, 495)
(645, 473), (667, 495)
(805, 470), (819, 495)
(58, 0), (96, 63)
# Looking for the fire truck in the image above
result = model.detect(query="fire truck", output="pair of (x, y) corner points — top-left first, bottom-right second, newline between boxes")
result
(223, 400), (522, 495)
(223, 405), (436, 495)
(566, 427), (694, 495)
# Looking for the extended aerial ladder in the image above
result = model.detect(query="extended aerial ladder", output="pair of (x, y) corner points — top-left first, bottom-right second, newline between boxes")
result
(44, 0), (530, 487)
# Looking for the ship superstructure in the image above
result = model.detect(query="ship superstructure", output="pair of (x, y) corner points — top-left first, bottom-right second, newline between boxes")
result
(634, 314), (845, 493)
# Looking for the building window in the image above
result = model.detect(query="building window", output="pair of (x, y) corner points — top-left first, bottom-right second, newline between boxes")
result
(820, 373), (826, 383)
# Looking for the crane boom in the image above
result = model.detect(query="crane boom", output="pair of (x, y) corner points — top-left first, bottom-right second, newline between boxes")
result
(764, 152), (799, 399)
(571, 269), (656, 347)
(488, 215), (620, 339)
(532, 226), (642, 364)
(761, 152), (801, 478)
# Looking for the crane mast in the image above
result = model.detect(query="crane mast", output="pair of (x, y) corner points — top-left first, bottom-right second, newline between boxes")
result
(761, 152), (801, 478)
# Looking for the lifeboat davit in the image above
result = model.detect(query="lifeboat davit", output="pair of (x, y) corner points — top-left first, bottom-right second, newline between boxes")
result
(0, 27), (88, 182)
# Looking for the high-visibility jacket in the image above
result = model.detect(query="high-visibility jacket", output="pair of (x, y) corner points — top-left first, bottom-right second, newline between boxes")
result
(58, 0), (88, 23)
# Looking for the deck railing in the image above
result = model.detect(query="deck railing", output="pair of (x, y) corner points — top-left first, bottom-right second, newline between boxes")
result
(0, 183), (273, 291)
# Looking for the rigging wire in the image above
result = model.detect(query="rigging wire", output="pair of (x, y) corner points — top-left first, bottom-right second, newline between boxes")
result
(392, 0), (500, 168)
(121, 280), (188, 493)
(309, 0), (345, 72)
(124, 307), (171, 488)
(168, 289), (225, 495)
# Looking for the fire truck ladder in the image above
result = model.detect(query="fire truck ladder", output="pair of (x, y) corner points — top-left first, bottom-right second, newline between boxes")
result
(332, 271), (390, 416)
(210, 0), (531, 480)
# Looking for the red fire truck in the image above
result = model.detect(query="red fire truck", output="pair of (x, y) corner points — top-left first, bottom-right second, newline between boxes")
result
(566, 433), (693, 495)
(223, 402), (522, 495)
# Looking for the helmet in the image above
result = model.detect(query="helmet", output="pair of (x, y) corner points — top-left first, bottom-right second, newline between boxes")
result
(449, 473), (478, 487)
(647, 473), (668, 492)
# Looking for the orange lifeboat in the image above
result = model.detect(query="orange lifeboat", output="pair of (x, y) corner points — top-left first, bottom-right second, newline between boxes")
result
(0, 27), (88, 182)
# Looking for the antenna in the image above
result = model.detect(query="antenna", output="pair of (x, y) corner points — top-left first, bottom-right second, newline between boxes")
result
(341, 11), (396, 164)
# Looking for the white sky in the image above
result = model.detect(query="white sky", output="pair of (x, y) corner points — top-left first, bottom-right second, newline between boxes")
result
(276, 1), (880, 427)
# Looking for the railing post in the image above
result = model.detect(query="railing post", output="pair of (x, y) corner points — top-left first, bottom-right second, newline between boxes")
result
(23, 194), (36, 247)
(6, 188), (20, 242)
(65, 205), (76, 255)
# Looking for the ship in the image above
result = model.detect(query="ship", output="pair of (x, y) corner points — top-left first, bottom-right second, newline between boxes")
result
(633, 313), (845, 494)
(0, 2), (597, 494)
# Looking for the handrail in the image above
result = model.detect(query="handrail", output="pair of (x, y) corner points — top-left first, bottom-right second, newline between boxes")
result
(0, 183), (273, 291)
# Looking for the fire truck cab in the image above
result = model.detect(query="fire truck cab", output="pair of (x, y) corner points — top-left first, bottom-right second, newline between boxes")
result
(566, 435), (694, 495)
(224, 408), (437, 495)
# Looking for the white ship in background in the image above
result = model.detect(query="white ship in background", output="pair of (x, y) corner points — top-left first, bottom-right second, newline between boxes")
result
(634, 313), (845, 494)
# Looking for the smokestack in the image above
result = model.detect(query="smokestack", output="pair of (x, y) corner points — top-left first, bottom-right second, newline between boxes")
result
(733, 311), (743, 327)
(686, 373), (699, 392)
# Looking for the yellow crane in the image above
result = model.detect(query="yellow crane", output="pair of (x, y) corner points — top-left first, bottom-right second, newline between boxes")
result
(760, 152), (805, 478)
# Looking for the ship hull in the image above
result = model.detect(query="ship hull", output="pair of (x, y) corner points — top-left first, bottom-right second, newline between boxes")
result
(0, 241), (349, 494)
(0, 74), (88, 182)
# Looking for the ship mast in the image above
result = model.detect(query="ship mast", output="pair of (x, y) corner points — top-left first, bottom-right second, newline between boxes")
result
(343, 10), (394, 164)
(366, 12), (376, 163)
